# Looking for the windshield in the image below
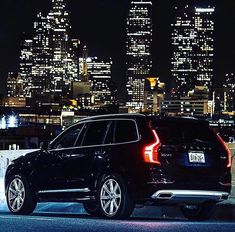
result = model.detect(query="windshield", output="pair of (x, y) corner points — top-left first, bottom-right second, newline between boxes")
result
(152, 120), (218, 146)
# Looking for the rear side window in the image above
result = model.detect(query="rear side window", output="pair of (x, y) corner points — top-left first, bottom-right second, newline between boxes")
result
(114, 120), (138, 143)
(152, 120), (218, 145)
(82, 121), (111, 146)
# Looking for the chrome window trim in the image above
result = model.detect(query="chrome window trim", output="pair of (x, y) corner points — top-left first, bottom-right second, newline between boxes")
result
(49, 118), (140, 151)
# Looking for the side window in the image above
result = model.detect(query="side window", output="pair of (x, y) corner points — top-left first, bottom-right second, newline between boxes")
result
(104, 121), (115, 144)
(114, 120), (138, 143)
(82, 121), (111, 146)
(51, 124), (83, 149)
(74, 123), (87, 147)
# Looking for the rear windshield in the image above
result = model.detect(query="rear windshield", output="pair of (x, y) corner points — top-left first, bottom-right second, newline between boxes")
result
(152, 120), (218, 146)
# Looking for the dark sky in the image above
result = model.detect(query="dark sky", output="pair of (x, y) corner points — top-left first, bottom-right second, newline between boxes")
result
(0, 0), (235, 102)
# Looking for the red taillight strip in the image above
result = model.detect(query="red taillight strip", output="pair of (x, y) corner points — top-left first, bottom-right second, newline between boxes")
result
(217, 134), (232, 168)
(143, 129), (161, 165)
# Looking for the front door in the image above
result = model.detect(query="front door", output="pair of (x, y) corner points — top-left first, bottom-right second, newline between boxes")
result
(40, 124), (84, 191)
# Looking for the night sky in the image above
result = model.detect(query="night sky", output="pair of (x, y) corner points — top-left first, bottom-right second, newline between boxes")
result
(0, 0), (235, 102)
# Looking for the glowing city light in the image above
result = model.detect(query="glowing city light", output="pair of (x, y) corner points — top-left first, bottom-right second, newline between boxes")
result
(8, 115), (18, 128)
(0, 116), (7, 129)
(195, 8), (215, 13)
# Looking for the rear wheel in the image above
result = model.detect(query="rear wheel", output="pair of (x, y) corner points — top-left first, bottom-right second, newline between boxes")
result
(98, 174), (135, 219)
(181, 201), (216, 220)
(6, 174), (36, 215)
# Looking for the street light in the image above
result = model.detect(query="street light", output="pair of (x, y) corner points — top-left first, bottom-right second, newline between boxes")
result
(7, 115), (18, 128)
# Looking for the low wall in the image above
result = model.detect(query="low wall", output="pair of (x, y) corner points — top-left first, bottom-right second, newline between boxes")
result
(0, 149), (38, 177)
(0, 149), (38, 203)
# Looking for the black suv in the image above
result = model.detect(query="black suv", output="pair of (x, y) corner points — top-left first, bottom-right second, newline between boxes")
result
(5, 114), (231, 220)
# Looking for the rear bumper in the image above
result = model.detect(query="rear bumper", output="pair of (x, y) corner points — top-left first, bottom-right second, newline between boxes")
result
(151, 189), (229, 204)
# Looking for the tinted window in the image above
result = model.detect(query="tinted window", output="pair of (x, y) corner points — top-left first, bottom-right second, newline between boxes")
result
(52, 124), (83, 149)
(82, 121), (111, 146)
(152, 120), (218, 145)
(114, 120), (138, 143)
(104, 121), (115, 144)
(74, 123), (87, 147)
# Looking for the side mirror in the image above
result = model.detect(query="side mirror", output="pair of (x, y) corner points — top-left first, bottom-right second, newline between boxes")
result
(39, 141), (49, 150)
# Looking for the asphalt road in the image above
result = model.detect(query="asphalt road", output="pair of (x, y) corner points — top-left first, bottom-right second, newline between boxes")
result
(1, 202), (235, 232)
(1, 211), (235, 232)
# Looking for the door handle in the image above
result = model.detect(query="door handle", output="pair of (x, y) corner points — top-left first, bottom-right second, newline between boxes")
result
(70, 153), (86, 158)
(60, 153), (70, 158)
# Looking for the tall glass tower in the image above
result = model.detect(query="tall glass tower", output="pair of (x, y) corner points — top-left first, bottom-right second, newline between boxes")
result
(31, 13), (52, 98)
(19, 0), (79, 102)
(126, 0), (153, 111)
(171, 5), (215, 98)
(224, 73), (235, 112)
(19, 34), (33, 97)
(49, 0), (77, 96)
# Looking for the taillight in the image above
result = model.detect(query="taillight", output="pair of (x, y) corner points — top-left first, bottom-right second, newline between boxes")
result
(217, 134), (231, 168)
(143, 129), (161, 165)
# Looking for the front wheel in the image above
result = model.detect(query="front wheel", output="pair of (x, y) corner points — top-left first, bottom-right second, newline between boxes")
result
(83, 201), (101, 216)
(6, 174), (36, 215)
(98, 174), (135, 219)
(181, 201), (216, 220)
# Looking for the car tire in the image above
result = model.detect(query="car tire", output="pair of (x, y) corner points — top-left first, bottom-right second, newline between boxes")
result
(83, 202), (101, 217)
(98, 173), (135, 219)
(181, 201), (216, 220)
(6, 174), (37, 215)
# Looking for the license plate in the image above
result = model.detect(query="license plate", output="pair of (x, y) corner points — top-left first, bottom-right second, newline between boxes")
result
(188, 151), (205, 163)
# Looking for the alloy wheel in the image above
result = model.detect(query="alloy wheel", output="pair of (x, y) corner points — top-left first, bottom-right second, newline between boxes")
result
(100, 178), (122, 216)
(7, 178), (25, 212)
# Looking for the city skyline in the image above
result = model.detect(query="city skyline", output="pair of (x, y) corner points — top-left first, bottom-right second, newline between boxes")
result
(0, 0), (235, 102)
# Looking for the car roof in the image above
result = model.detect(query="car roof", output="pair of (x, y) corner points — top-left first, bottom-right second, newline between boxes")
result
(76, 113), (208, 125)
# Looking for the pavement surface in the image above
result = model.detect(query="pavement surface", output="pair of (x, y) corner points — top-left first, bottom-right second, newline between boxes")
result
(1, 214), (235, 232)
(1, 199), (235, 232)
(1, 206), (235, 232)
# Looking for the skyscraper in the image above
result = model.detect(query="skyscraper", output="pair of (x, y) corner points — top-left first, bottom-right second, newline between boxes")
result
(7, 73), (24, 97)
(19, 0), (79, 102)
(48, 0), (79, 96)
(171, 5), (215, 98)
(19, 34), (33, 97)
(79, 55), (114, 106)
(31, 13), (52, 98)
(224, 73), (235, 112)
(126, 0), (153, 111)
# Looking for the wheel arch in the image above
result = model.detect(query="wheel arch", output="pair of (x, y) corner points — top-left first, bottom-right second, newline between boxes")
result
(5, 163), (36, 196)
(92, 165), (136, 199)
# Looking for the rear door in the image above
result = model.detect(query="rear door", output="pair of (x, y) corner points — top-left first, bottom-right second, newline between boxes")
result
(66, 120), (112, 189)
(108, 119), (141, 180)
